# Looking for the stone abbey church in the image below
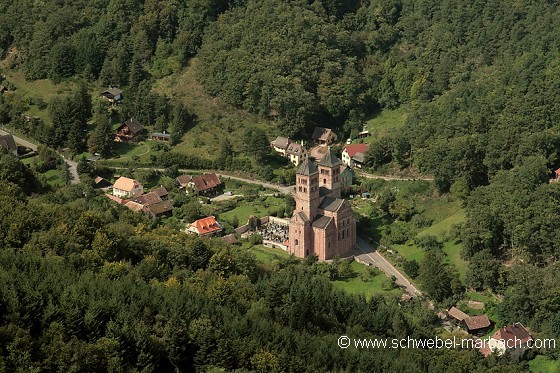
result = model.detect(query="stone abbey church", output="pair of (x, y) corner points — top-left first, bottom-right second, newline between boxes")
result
(288, 150), (356, 261)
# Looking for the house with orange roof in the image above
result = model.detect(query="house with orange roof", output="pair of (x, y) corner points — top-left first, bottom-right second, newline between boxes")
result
(187, 216), (223, 237)
(112, 176), (144, 199)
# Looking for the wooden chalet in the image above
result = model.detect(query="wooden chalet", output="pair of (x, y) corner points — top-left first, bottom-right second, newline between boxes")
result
(151, 132), (171, 142)
(115, 118), (144, 142)
(311, 127), (337, 145)
(100, 86), (123, 104)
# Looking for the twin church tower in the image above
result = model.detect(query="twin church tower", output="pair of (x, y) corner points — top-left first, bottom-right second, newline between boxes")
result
(288, 150), (356, 260)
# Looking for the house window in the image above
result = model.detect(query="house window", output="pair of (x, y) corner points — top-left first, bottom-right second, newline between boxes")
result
(323, 178), (326, 184)
(295, 239), (299, 245)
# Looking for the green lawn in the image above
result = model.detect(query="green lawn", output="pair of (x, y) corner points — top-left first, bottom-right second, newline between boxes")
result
(41, 169), (65, 187)
(442, 241), (468, 279)
(393, 243), (425, 263)
(357, 107), (408, 143)
(331, 261), (403, 299)
(418, 207), (465, 237)
(464, 290), (497, 304)
(219, 196), (286, 224)
(246, 244), (292, 262)
(99, 141), (164, 167)
(529, 355), (560, 373)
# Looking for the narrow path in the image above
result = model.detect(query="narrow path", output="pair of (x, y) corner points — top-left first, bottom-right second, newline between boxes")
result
(356, 170), (434, 181)
(0, 129), (80, 184)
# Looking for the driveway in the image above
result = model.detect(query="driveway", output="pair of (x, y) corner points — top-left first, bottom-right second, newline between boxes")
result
(353, 237), (422, 298)
(309, 145), (328, 160)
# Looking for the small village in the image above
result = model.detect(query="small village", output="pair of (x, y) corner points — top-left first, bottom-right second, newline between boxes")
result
(1, 97), (535, 360)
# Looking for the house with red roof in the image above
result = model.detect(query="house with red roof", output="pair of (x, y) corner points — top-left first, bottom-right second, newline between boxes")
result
(484, 323), (533, 358)
(177, 173), (223, 197)
(187, 216), (223, 237)
(341, 143), (369, 169)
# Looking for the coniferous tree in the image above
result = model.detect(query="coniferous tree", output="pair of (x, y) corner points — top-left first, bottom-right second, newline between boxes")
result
(87, 114), (114, 158)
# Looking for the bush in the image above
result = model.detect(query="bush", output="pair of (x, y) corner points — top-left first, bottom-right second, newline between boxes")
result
(402, 259), (420, 278)
(248, 234), (263, 246)
(414, 235), (443, 251)
(386, 222), (411, 245)
(410, 214), (433, 229)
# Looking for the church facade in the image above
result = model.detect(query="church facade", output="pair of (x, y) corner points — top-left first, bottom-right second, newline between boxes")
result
(288, 150), (356, 261)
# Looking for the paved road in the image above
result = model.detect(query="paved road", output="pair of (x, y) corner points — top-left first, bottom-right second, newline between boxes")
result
(356, 170), (434, 181)
(0, 129), (80, 184)
(353, 237), (422, 298)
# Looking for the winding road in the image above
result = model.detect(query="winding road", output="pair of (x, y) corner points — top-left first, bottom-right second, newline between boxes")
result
(0, 130), (80, 184)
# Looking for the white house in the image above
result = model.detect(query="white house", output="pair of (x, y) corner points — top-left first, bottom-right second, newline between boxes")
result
(286, 142), (307, 166)
(271, 136), (290, 156)
(342, 143), (368, 168)
(112, 177), (144, 199)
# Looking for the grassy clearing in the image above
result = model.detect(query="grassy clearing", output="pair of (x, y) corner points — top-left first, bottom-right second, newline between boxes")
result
(357, 107), (408, 144)
(418, 207), (465, 237)
(331, 261), (403, 299)
(393, 243), (424, 263)
(154, 58), (273, 160)
(4, 70), (77, 123)
(99, 141), (165, 167)
(529, 356), (560, 373)
(385, 198), (469, 280)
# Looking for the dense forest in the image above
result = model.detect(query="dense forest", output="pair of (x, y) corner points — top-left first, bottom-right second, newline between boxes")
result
(1, 0), (560, 370)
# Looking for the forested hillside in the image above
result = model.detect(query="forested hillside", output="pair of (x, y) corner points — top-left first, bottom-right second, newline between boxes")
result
(1, 0), (560, 370)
